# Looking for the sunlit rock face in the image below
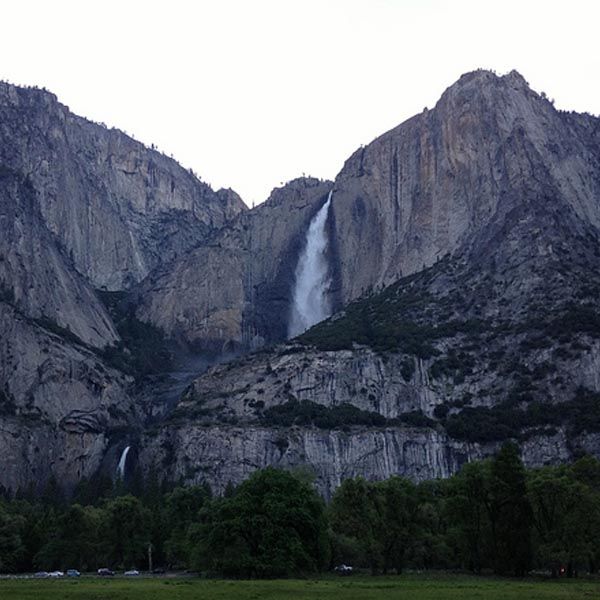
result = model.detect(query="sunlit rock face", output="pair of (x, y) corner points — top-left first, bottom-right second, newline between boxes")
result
(0, 82), (246, 291)
(330, 70), (600, 303)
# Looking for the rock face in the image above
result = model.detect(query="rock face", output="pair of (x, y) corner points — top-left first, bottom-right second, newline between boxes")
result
(330, 70), (600, 303)
(140, 422), (590, 499)
(0, 82), (246, 493)
(0, 168), (117, 347)
(0, 302), (135, 492)
(137, 70), (600, 494)
(0, 168), (137, 493)
(0, 82), (246, 290)
(140, 424), (483, 499)
(134, 178), (333, 352)
(3, 70), (600, 496)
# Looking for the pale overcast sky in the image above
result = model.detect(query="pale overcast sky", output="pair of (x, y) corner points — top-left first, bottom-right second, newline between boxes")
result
(1, 0), (599, 205)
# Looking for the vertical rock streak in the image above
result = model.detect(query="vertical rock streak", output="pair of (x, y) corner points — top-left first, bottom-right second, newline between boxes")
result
(288, 191), (333, 337)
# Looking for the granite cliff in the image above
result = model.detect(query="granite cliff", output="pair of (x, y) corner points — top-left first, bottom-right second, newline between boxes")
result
(133, 177), (333, 353)
(0, 82), (246, 291)
(137, 70), (600, 495)
(0, 82), (246, 492)
(2, 69), (600, 495)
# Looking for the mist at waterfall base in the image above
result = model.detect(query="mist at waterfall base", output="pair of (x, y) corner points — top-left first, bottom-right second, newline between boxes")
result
(288, 192), (333, 338)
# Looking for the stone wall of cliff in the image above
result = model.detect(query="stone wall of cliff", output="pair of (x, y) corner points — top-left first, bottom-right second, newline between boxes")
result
(0, 82), (246, 290)
(134, 178), (333, 352)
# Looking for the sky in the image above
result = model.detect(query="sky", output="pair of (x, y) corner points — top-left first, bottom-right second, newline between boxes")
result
(1, 0), (599, 206)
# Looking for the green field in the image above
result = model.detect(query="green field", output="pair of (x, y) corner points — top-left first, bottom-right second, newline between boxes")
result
(0, 574), (599, 600)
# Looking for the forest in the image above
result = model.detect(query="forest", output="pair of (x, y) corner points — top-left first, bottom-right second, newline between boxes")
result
(0, 443), (599, 579)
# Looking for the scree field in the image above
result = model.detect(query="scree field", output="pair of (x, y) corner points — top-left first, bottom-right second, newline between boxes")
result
(0, 574), (599, 600)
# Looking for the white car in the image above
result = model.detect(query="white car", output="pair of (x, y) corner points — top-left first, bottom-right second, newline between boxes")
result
(124, 570), (140, 576)
(334, 564), (353, 575)
(49, 571), (64, 577)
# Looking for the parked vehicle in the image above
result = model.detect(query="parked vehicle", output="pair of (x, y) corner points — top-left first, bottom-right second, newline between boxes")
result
(97, 568), (115, 576)
(34, 571), (49, 578)
(334, 564), (353, 575)
(49, 571), (64, 578)
(66, 569), (81, 577)
(124, 570), (140, 576)
(152, 567), (166, 575)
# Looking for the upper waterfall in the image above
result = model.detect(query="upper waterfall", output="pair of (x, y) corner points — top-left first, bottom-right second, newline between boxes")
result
(288, 191), (333, 338)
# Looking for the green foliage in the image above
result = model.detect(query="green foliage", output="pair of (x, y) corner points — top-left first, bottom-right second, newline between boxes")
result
(261, 399), (387, 429)
(445, 461), (492, 573)
(489, 443), (533, 576)
(329, 477), (382, 573)
(97, 291), (172, 380)
(330, 477), (442, 575)
(528, 463), (600, 576)
(104, 495), (151, 568)
(430, 350), (475, 382)
(297, 269), (485, 357)
(164, 486), (211, 568)
(399, 358), (415, 382)
(194, 468), (329, 577)
(261, 399), (434, 430)
(0, 505), (26, 573)
(446, 444), (534, 576)
(3, 454), (600, 578)
(444, 388), (600, 443)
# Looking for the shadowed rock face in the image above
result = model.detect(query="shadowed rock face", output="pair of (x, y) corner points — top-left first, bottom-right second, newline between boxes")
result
(0, 168), (117, 347)
(0, 82), (246, 291)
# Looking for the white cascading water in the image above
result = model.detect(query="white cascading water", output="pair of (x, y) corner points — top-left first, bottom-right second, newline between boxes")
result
(288, 191), (333, 338)
(116, 445), (131, 479)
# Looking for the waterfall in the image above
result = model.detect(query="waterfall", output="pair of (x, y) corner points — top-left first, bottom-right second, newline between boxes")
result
(288, 191), (333, 338)
(116, 445), (131, 479)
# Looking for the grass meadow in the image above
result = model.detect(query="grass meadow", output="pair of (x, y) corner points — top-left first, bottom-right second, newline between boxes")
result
(1, 573), (599, 600)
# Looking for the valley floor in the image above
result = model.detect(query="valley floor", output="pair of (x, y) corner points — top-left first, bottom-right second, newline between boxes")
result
(0, 574), (598, 600)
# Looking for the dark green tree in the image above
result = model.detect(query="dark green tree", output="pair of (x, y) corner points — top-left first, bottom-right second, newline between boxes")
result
(529, 465), (600, 576)
(0, 504), (26, 573)
(374, 477), (419, 574)
(164, 485), (211, 568)
(194, 468), (329, 577)
(103, 495), (150, 568)
(329, 477), (381, 573)
(445, 460), (493, 573)
(489, 443), (533, 575)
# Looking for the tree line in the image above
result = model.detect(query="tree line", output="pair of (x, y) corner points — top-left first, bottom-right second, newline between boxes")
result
(1, 443), (600, 578)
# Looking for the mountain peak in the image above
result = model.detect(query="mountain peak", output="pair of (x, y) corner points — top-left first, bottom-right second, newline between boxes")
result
(450, 68), (529, 90)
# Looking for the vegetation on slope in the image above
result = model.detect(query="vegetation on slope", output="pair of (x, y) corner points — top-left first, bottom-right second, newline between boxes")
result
(97, 291), (172, 380)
